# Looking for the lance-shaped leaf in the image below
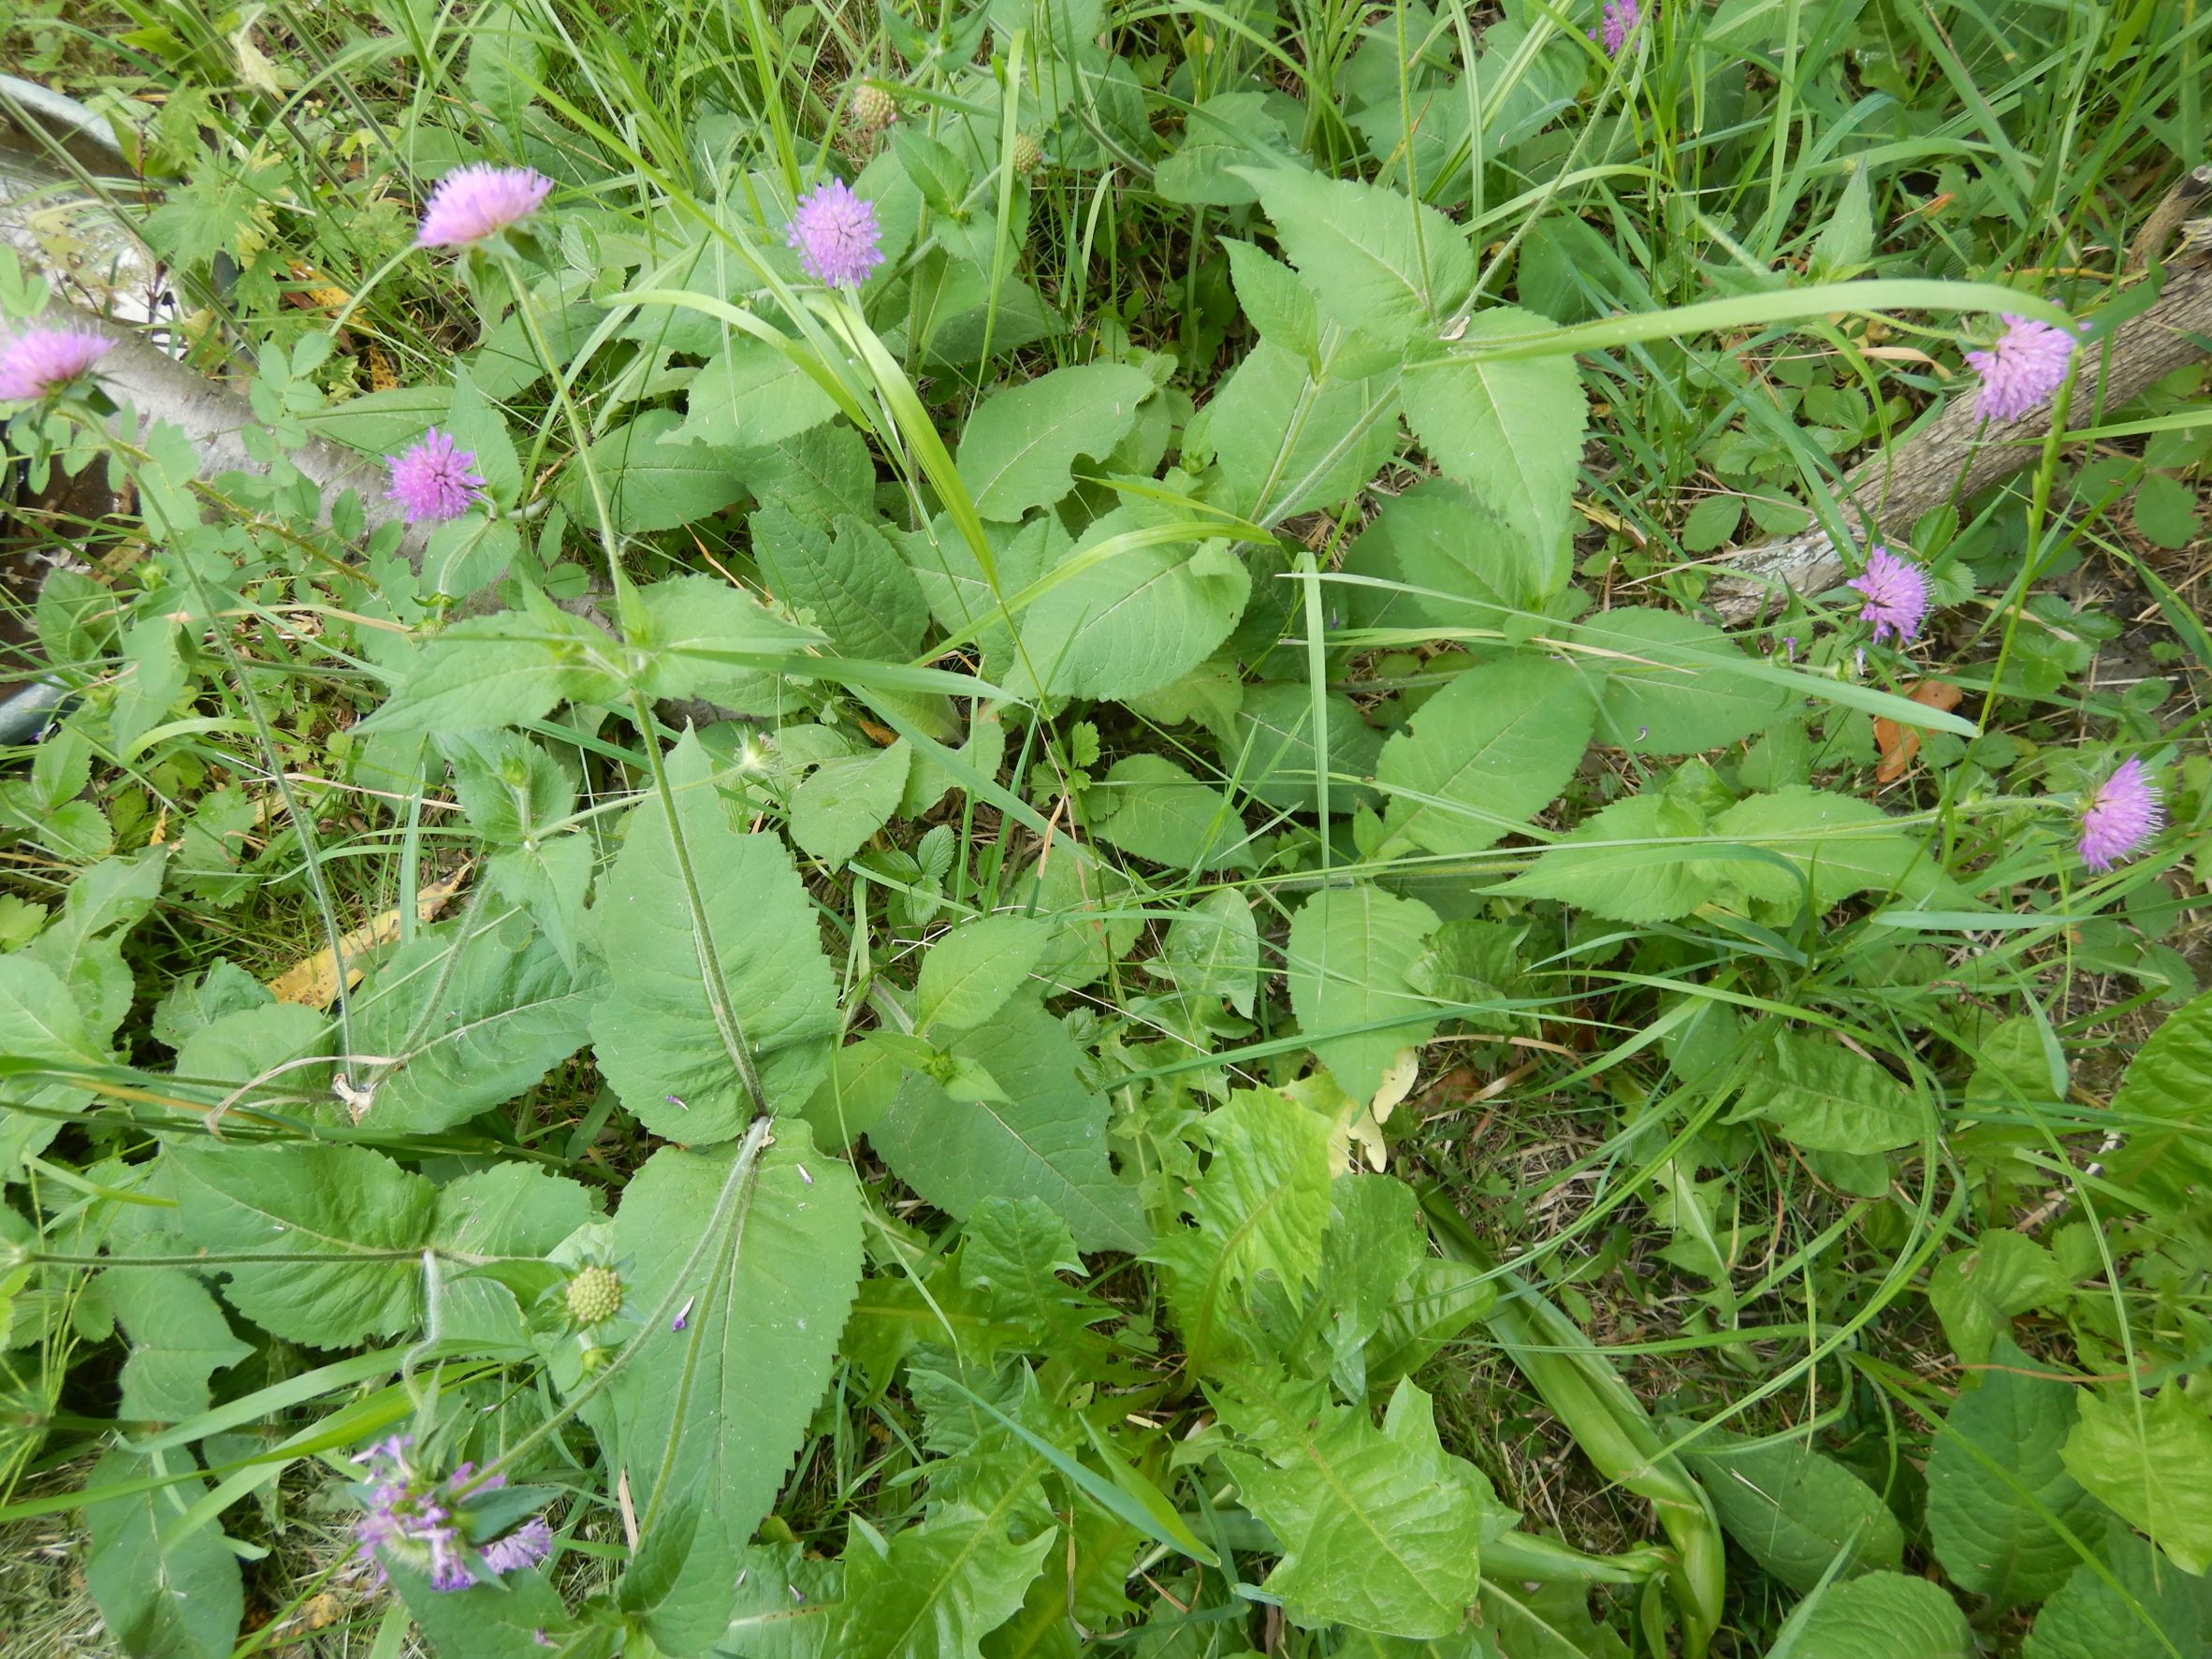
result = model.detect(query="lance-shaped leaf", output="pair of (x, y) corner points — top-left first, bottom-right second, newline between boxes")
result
(1374, 656), (1594, 860)
(955, 361), (1154, 521)
(610, 1128), (863, 1638)
(590, 731), (838, 1142)
(83, 1449), (243, 1659)
(1285, 880), (1441, 1101)
(1234, 167), (1474, 346)
(829, 1506), (1055, 1659)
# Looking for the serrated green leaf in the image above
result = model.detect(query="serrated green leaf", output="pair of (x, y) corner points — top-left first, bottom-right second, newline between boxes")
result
(1725, 1028), (1925, 1155)
(1011, 519), (1252, 704)
(1401, 312), (1585, 560)
(349, 911), (603, 1134)
(1159, 889), (1260, 1017)
(1375, 656), (1594, 858)
(829, 1506), (1055, 1659)
(955, 362), (1154, 520)
(105, 1270), (251, 1424)
(1576, 609), (1794, 755)
(916, 914), (1055, 1036)
(589, 731), (838, 1141)
(2103, 987), (2212, 1220)
(1341, 477), (1563, 633)
(1774, 1571), (1970, 1659)
(1217, 1374), (1486, 1637)
(83, 1448), (242, 1659)
(1218, 681), (1382, 816)
(360, 609), (621, 736)
(1088, 754), (1253, 871)
(1154, 1087), (1333, 1371)
(1502, 793), (1719, 923)
(565, 408), (747, 533)
(2022, 1531), (2212, 1659)
(0, 953), (108, 1171)
(1186, 339), (1402, 524)
(673, 333), (840, 452)
(610, 1127), (862, 1633)
(629, 572), (825, 708)
(1709, 787), (1954, 912)
(2061, 1385), (2212, 1576)
(867, 1002), (1146, 1252)
(1925, 1234), (2069, 1367)
(791, 742), (913, 867)
(1672, 1421), (1902, 1594)
(753, 507), (930, 662)
(1236, 167), (1474, 344)
(1286, 881), (1441, 1101)
(1927, 1337), (2103, 1608)
(171, 1142), (432, 1346)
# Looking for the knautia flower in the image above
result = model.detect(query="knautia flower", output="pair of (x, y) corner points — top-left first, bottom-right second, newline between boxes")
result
(385, 428), (488, 524)
(1965, 313), (2076, 424)
(786, 179), (884, 288)
(1846, 543), (1930, 646)
(2078, 756), (2163, 871)
(1591, 0), (1642, 55)
(0, 326), (112, 401)
(351, 1437), (554, 1593)
(415, 164), (555, 249)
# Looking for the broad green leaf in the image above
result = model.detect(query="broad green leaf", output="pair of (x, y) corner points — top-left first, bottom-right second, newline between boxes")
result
(1773, 1571), (1970, 1659)
(1223, 237), (1319, 359)
(1709, 787), (1955, 912)
(350, 911), (604, 1134)
(2103, 987), (2212, 1220)
(720, 1542), (842, 1658)
(1288, 1172), (1429, 1397)
(105, 1270), (252, 1424)
(386, 1556), (578, 1659)
(1726, 1028), (1926, 1155)
(1154, 1087), (1333, 1371)
(791, 742), (913, 867)
(1501, 793), (1719, 923)
(564, 408), (746, 533)
(672, 333), (840, 451)
(960, 1197), (1084, 1325)
(171, 1142), (433, 1346)
(611, 1128), (863, 1625)
(1402, 311), (1586, 560)
(955, 362), (1155, 520)
(1158, 889), (1261, 1017)
(1186, 339), (1402, 524)
(868, 1003), (1146, 1253)
(1012, 522), (1250, 703)
(753, 506), (930, 662)
(828, 1506), (1055, 1659)
(1479, 1577), (1626, 1659)
(1341, 477), (1564, 633)
(2022, 1532), (2212, 1659)
(1927, 1337), (2103, 1608)
(0, 953), (107, 1171)
(431, 1162), (596, 1350)
(916, 914), (1055, 1036)
(589, 731), (839, 1141)
(1671, 1421), (1902, 1594)
(1286, 882), (1441, 1100)
(25, 847), (164, 1034)
(1217, 1374), (1486, 1637)
(1575, 609), (1794, 755)
(360, 608), (621, 736)
(1088, 754), (1254, 871)
(1155, 93), (1291, 206)
(630, 573), (825, 709)
(1236, 167), (1474, 344)
(1375, 656), (1594, 857)
(173, 1002), (327, 1095)
(83, 1449), (242, 1659)
(2061, 1385), (2212, 1575)
(1219, 681), (1382, 816)
(1925, 1234), (2069, 1367)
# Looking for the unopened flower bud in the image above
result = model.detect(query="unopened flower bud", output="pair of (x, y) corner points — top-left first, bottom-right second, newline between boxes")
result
(564, 1264), (623, 1326)
(851, 83), (896, 134)
(1011, 133), (1042, 175)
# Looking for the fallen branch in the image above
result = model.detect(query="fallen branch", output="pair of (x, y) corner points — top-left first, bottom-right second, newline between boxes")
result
(1708, 166), (2212, 623)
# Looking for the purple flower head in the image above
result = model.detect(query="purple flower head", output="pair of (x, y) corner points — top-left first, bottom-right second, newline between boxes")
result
(415, 164), (555, 249)
(786, 179), (884, 288)
(0, 326), (113, 401)
(1590, 0), (1642, 54)
(1846, 543), (1930, 646)
(1964, 313), (2076, 424)
(386, 428), (488, 524)
(2078, 756), (2162, 872)
(350, 1436), (553, 1593)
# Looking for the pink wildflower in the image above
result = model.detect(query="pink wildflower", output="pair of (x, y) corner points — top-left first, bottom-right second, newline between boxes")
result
(786, 179), (884, 288)
(1964, 313), (2076, 424)
(350, 1437), (553, 1593)
(415, 165), (555, 249)
(1845, 544), (1930, 646)
(0, 326), (112, 401)
(2078, 757), (2162, 872)
(385, 428), (488, 523)
(1591, 0), (1642, 54)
